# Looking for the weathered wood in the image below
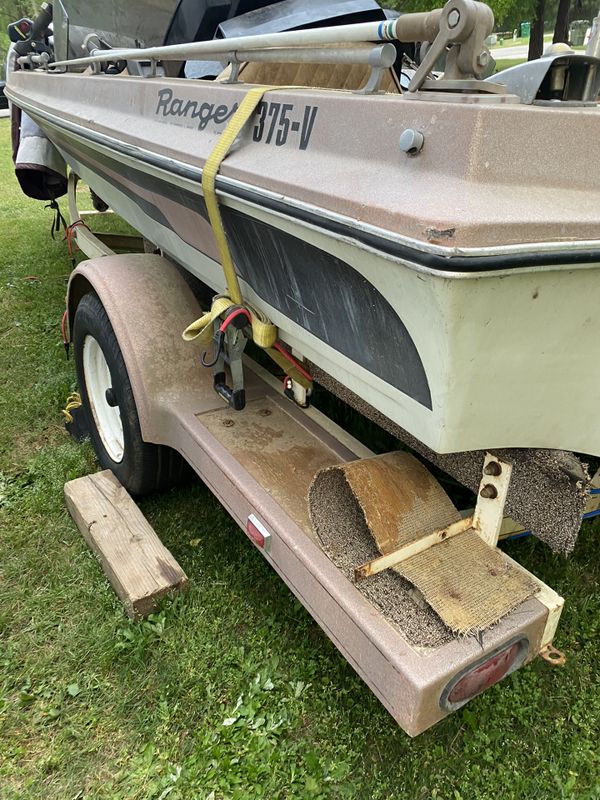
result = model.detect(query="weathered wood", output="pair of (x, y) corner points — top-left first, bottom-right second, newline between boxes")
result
(64, 470), (187, 618)
(354, 516), (474, 583)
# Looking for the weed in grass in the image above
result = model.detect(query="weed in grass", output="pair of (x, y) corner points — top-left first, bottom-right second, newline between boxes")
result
(0, 117), (599, 799)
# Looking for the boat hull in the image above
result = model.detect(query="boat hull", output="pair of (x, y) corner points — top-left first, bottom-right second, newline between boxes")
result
(8, 71), (600, 456)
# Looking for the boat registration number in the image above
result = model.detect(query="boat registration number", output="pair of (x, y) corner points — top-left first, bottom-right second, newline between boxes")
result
(252, 102), (319, 151)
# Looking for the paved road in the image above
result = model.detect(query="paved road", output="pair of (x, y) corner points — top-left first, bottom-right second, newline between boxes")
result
(490, 43), (529, 60)
(0, 109), (10, 119)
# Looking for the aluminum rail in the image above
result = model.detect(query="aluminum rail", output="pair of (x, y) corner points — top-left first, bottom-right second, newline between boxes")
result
(48, 9), (444, 70)
(226, 44), (397, 68)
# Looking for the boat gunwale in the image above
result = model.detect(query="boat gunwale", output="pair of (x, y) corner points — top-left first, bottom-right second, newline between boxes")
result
(8, 84), (600, 279)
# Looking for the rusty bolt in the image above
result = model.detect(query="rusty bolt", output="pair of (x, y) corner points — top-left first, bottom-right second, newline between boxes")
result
(484, 461), (502, 477)
(258, 408), (272, 417)
(222, 418), (235, 428)
(480, 484), (498, 499)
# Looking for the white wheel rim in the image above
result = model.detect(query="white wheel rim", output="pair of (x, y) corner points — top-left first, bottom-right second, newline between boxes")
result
(82, 335), (125, 463)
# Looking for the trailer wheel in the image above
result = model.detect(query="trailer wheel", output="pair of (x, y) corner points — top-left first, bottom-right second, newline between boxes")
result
(73, 292), (186, 496)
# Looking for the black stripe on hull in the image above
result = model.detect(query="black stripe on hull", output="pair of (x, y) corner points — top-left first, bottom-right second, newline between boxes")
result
(53, 128), (432, 409)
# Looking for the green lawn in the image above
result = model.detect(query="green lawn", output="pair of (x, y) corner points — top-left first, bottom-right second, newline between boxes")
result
(494, 58), (524, 72)
(0, 117), (599, 800)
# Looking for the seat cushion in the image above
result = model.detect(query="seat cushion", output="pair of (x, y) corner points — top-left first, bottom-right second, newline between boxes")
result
(238, 59), (400, 93)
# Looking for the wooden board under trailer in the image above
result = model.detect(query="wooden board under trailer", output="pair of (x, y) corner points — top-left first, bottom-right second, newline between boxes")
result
(65, 470), (187, 618)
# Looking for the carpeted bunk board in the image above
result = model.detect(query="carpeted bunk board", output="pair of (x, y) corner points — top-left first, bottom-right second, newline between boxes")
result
(310, 365), (590, 556)
(309, 452), (538, 636)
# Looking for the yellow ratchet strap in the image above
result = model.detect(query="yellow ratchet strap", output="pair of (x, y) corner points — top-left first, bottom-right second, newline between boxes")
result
(183, 85), (312, 390)
(62, 392), (82, 424)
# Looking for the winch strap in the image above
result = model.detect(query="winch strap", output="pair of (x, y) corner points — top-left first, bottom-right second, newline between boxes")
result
(201, 85), (275, 307)
(183, 295), (276, 351)
(185, 85), (313, 391)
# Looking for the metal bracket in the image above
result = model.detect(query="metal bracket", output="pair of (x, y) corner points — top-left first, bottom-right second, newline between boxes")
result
(354, 64), (386, 95)
(354, 452), (511, 582)
(407, 0), (494, 92)
(540, 644), (566, 666)
(223, 55), (242, 84)
(472, 453), (512, 547)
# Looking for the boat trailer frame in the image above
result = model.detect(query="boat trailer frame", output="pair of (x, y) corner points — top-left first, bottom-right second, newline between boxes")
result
(61, 187), (569, 736)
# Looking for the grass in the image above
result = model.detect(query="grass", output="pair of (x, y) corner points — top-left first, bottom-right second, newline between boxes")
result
(0, 117), (599, 800)
(494, 58), (525, 72)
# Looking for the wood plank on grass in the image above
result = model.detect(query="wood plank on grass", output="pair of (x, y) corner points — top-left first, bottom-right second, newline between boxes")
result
(64, 470), (187, 618)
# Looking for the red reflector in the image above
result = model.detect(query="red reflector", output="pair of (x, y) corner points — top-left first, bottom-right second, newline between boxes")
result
(246, 515), (272, 554)
(441, 638), (528, 711)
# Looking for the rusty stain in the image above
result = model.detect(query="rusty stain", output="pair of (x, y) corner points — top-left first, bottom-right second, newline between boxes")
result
(199, 399), (340, 535)
(222, 418), (235, 428)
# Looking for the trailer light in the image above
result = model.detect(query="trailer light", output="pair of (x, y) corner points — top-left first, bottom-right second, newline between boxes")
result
(246, 515), (272, 554)
(441, 638), (528, 711)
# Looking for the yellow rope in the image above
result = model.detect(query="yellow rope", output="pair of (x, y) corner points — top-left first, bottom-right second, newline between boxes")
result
(184, 85), (312, 390)
(62, 392), (82, 424)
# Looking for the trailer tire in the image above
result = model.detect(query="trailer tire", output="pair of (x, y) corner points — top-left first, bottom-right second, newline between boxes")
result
(73, 291), (187, 496)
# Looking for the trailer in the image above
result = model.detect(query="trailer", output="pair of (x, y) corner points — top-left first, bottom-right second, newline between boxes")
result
(57, 189), (574, 737)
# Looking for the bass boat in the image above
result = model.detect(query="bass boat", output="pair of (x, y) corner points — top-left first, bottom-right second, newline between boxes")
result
(6, 0), (600, 553)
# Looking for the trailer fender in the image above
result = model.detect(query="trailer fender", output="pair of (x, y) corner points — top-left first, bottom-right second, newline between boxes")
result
(67, 254), (204, 445)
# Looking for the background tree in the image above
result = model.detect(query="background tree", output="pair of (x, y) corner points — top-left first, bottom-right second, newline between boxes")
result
(553, 0), (571, 41)
(386, 0), (597, 58)
(528, 0), (546, 57)
(0, 0), (38, 77)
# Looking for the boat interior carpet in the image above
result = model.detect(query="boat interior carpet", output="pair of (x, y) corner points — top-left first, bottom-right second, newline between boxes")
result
(310, 365), (590, 556)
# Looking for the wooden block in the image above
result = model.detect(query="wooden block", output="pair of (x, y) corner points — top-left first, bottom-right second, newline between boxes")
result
(64, 470), (187, 618)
